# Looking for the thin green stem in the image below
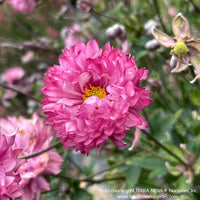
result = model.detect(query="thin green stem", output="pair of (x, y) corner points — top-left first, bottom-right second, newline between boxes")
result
(20, 141), (61, 159)
(124, 136), (170, 163)
(2, 6), (40, 43)
(0, 83), (40, 102)
(91, 9), (135, 31)
(81, 176), (125, 183)
(137, 145), (170, 163)
(1, 6), (58, 54)
(83, 154), (139, 180)
(56, 174), (125, 184)
(188, 0), (200, 13)
(0, 39), (60, 54)
(194, 142), (200, 162)
(151, 0), (167, 33)
(142, 130), (188, 167)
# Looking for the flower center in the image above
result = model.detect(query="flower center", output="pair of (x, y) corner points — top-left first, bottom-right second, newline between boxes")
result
(82, 84), (107, 100)
(172, 41), (188, 57)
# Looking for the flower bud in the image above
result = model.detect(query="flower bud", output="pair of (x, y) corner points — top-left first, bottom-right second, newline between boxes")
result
(106, 24), (126, 39)
(169, 55), (177, 68)
(145, 39), (160, 51)
(146, 78), (161, 90)
(144, 19), (159, 36)
(77, 0), (94, 12)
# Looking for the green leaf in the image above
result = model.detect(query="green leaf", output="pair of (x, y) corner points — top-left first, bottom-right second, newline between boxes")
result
(159, 144), (186, 164)
(190, 89), (200, 107)
(83, 162), (95, 176)
(107, 2), (123, 19)
(125, 165), (141, 188)
(127, 154), (167, 178)
(70, 188), (93, 200)
(149, 109), (182, 136)
(165, 162), (181, 176)
(194, 159), (200, 174)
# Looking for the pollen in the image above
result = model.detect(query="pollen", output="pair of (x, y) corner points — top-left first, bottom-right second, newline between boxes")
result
(82, 84), (107, 100)
(172, 41), (188, 57)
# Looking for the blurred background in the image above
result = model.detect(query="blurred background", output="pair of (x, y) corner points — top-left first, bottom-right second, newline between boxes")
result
(0, 0), (200, 199)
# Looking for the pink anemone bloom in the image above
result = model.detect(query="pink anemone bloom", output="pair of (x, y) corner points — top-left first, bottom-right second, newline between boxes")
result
(0, 113), (63, 200)
(8, 0), (36, 14)
(4, 67), (25, 85)
(0, 134), (25, 200)
(41, 39), (152, 155)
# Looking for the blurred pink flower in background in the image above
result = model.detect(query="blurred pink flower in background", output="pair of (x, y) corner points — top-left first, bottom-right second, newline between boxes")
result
(21, 51), (34, 64)
(0, 113), (63, 200)
(77, 0), (97, 12)
(0, 134), (25, 200)
(47, 26), (59, 40)
(121, 40), (132, 54)
(41, 39), (152, 155)
(4, 67), (25, 85)
(1, 67), (25, 107)
(8, 0), (36, 13)
(168, 7), (178, 17)
(64, 24), (86, 49)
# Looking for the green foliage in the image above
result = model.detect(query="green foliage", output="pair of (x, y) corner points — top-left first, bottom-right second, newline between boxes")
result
(1, 0), (200, 199)
(70, 188), (93, 200)
(127, 154), (167, 178)
(190, 89), (200, 107)
(149, 109), (182, 136)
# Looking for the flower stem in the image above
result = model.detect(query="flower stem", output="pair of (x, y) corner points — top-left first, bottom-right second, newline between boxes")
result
(137, 145), (171, 163)
(151, 0), (167, 33)
(0, 39), (59, 54)
(81, 176), (125, 183)
(0, 83), (40, 102)
(142, 130), (188, 167)
(194, 142), (200, 162)
(56, 174), (125, 183)
(188, 0), (200, 13)
(2, 6), (40, 43)
(1, 6), (58, 54)
(20, 141), (61, 159)
(91, 9), (135, 31)
(83, 154), (140, 180)
(125, 136), (171, 163)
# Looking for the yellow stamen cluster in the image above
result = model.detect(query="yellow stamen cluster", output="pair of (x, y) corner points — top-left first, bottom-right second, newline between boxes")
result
(171, 41), (188, 57)
(82, 84), (107, 100)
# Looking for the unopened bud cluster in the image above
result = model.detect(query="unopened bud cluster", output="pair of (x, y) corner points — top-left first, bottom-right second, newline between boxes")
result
(145, 39), (160, 51)
(106, 24), (126, 40)
(77, 0), (94, 12)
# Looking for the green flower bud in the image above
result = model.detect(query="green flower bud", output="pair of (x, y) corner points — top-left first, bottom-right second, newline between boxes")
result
(173, 41), (188, 56)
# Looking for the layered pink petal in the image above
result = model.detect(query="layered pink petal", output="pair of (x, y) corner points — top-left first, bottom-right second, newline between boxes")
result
(0, 135), (24, 199)
(0, 113), (63, 200)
